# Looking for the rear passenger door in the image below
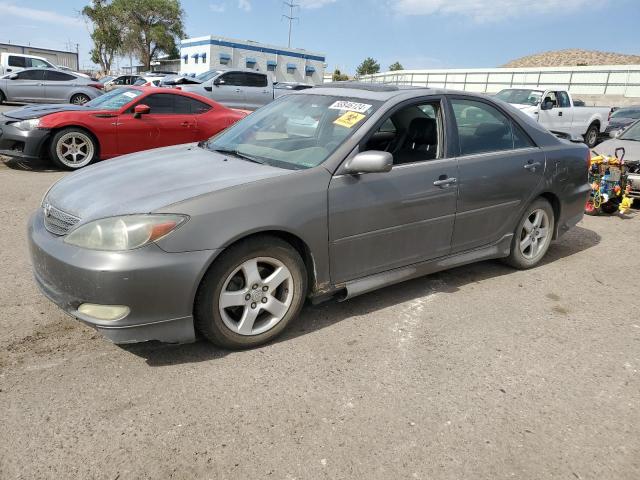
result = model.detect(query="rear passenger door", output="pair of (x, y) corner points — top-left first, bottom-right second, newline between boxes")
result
(448, 97), (546, 253)
(43, 70), (77, 103)
(6, 69), (45, 102)
(243, 73), (270, 109)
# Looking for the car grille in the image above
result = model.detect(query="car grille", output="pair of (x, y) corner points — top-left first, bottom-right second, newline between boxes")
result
(43, 204), (80, 236)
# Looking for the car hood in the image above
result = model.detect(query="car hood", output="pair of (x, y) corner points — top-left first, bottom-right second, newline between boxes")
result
(45, 143), (293, 221)
(594, 138), (640, 161)
(3, 104), (98, 120)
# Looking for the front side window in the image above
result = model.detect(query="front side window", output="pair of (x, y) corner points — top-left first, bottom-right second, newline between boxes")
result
(451, 98), (534, 156)
(135, 94), (174, 114)
(363, 102), (442, 165)
(205, 94), (381, 170)
(219, 72), (244, 86)
(84, 88), (143, 110)
(8, 56), (26, 68)
(15, 69), (45, 81)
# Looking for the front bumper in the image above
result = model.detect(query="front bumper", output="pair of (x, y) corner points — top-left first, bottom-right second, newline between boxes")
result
(0, 116), (50, 160)
(28, 210), (219, 344)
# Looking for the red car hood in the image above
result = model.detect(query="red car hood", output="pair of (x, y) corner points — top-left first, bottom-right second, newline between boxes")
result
(2, 104), (105, 120)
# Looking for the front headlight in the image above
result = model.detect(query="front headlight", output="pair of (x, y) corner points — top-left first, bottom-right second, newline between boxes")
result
(64, 214), (188, 251)
(13, 118), (41, 131)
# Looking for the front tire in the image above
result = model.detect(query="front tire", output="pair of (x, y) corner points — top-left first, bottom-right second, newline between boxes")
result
(194, 236), (308, 349)
(70, 93), (90, 105)
(584, 123), (599, 148)
(504, 198), (555, 269)
(48, 128), (97, 170)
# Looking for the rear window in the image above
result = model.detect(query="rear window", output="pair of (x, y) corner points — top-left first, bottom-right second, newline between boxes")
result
(8, 56), (26, 68)
(45, 71), (76, 81)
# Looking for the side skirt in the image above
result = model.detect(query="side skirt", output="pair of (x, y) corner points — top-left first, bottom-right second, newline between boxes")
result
(336, 234), (513, 301)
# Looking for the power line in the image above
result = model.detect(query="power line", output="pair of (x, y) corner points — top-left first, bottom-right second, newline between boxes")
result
(282, 2), (299, 48)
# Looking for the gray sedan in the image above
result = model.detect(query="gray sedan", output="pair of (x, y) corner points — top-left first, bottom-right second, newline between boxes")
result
(0, 68), (103, 105)
(29, 84), (590, 349)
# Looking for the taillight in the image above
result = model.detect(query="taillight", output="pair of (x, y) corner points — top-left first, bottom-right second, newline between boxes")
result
(586, 148), (591, 170)
(89, 83), (104, 90)
(175, 86), (182, 90)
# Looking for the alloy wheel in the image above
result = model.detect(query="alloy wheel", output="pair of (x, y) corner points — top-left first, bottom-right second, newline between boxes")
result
(55, 132), (94, 168)
(218, 257), (294, 336)
(519, 209), (550, 260)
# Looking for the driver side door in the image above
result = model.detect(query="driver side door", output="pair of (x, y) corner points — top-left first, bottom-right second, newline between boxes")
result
(209, 72), (245, 108)
(6, 69), (45, 102)
(327, 98), (458, 284)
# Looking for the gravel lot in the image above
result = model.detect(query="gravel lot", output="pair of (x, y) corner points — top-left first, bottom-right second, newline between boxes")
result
(1, 103), (639, 479)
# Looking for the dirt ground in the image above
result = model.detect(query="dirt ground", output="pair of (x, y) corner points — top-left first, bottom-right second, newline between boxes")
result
(0, 114), (639, 479)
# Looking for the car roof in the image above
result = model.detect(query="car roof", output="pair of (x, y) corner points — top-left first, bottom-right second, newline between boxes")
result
(128, 86), (224, 107)
(307, 82), (481, 102)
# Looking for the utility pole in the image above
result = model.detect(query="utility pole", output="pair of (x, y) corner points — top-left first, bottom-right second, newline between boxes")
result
(282, 2), (299, 48)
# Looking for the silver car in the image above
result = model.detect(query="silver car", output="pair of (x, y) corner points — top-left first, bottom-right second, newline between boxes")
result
(0, 68), (103, 105)
(28, 84), (589, 349)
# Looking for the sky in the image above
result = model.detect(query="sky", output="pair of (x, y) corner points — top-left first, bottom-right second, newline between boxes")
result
(1, 0), (639, 73)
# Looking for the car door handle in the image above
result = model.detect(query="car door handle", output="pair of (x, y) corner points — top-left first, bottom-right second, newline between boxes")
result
(524, 161), (542, 171)
(235, 88), (242, 92)
(180, 121), (191, 127)
(433, 177), (457, 187)
(558, 111), (563, 116)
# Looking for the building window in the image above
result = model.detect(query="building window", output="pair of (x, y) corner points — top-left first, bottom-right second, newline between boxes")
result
(183, 54), (188, 64)
(219, 53), (231, 65)
(286, 63), (297, 73)
(267, 60), (277, 72)
(305, 66), (316, 76)
(246, 57), (257, 68)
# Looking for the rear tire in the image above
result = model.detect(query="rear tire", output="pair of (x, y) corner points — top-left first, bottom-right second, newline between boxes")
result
(0, 90), (5, 104)
(584, 123), (599, 148)
(70, 93), (90, 105)
(504, 198), (555, 269)
(194, 236), (307, 349)
(48, 128), (97, 170)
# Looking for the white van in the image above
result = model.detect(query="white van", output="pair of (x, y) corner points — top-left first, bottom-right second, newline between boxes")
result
(0, 53), (57, 76)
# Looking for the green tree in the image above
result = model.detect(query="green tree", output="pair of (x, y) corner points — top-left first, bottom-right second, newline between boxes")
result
(355, 57), (380, 77)
(332, 68), (349, 81)
(388, 61), (404, 71)
(82, 0), (122, 74)
(114, 0), (186, 70)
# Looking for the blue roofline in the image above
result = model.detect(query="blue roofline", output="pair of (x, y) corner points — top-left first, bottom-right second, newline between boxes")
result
(181, 38), (325, 62)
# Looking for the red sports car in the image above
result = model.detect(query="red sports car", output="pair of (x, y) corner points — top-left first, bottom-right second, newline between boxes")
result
(0, 87), (248, 169)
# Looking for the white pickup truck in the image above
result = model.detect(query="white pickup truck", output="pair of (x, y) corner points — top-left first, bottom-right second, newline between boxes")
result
(0, 52), (57, 76)
(496, 88), (611, 148)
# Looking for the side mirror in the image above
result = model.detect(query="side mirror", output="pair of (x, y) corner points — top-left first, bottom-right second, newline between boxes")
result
(213, 78), (225, 86)
(8, 73), (18, 80)
(133, 104), (151, 118)
(343, 151), (393, 175)
(541, 100), (554, 111)
(204, 85), (213, 92)
(612, 129), (623, 138)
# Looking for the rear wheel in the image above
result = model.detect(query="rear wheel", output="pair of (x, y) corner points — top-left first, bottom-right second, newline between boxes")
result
(70, 93), (90, 105)
(194, 236), (307, 349)
(584, 123), (599, 148)
(504, 198), (555, 269)
(48, 128), (97, 170)
(0, 90), (5, 104)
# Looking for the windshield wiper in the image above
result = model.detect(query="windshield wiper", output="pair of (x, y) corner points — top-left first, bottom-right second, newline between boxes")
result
(209, 147), (266, 165)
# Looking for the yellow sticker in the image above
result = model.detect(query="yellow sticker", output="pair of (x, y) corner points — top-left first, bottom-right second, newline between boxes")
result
(333, 111), (366, 129)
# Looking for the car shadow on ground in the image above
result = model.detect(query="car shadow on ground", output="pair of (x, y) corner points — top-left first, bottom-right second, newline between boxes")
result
(121, 225), (601, 367)
(1, 155), (60, 172)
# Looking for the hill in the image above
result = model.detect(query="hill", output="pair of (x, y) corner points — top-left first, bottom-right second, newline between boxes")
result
(503, 49), (640, 68)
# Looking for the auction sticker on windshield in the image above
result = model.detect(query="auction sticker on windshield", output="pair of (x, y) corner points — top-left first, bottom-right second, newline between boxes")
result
(329, 101), (372, 114)
(334, 111), (366, 128)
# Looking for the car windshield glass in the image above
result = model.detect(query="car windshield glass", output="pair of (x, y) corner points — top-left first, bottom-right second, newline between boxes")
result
(496, 89), (544, 106)
(84, 88), (143, 110)
(204, 94), (381, 169)
(611, 108), (640, 119)
(619, 121), (640, 141)
(196, 70), (223, 82)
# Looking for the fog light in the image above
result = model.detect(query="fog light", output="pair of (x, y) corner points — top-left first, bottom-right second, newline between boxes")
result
(77, 304), (130, 321)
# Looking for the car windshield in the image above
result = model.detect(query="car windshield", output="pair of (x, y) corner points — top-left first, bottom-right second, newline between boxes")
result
(619, 120), (640, 141)
(496, 89), (544, 106)
(204, 94), (382, 169)
(611, 108), (640, 119)
(196, 70), (223, 82)
(84, 88), (143, 110)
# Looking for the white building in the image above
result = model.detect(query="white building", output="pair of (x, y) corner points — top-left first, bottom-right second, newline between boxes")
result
(361, 65), (640, 106)
(180, 35), (326, 85)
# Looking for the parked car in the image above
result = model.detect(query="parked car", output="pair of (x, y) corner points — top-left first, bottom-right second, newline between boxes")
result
(103, 75), (141, 92)
(28, 83), (590, 348)
(0, 52), (57, 75)
(496, 88), (611, 148)
(274, 82), (313, 98)
(177, 69), (274, 110)
(593, 119), (640, 201)
(602, 106), (640, 138)
(133, 75), (165, 87)
(57, 65), (91, 79)
(0, 87), (247, 169)
(0, 68), (103, 105)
